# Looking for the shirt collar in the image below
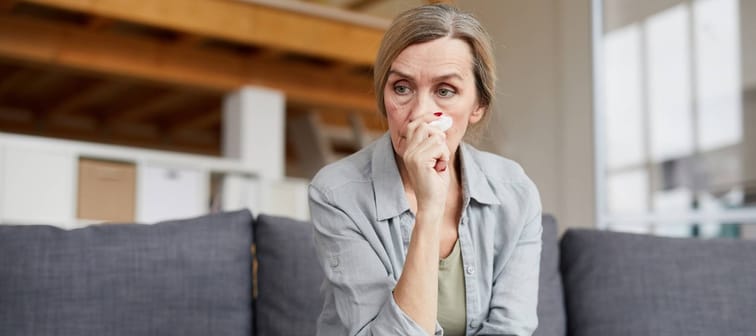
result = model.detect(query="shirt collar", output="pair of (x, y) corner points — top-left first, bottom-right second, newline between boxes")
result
(458, 142), (500, 206)
(371, 133), (410, 221)
(371, 133), (500, 221)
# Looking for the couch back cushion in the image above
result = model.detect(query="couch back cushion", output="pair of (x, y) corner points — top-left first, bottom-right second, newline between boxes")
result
(534, 214), (566, 336)
(253, 214), (565, 336)
(560, 229), (756, 336)
(254, 214), (324, 336)
(0, 210), (253, 336)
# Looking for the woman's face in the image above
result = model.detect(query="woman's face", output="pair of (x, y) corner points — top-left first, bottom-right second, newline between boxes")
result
(384, 36), (485, 160)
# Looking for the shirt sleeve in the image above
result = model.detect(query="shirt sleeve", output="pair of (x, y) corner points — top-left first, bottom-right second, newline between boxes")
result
(474, 181), (543, 336)
(309, 184), (439, 336)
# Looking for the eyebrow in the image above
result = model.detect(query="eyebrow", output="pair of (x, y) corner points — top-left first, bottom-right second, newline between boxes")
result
(387, 69), (464, 82)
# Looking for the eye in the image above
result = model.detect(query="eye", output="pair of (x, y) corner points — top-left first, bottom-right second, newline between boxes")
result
(437, 87), (456, 97)
(393, 84), (411, 95)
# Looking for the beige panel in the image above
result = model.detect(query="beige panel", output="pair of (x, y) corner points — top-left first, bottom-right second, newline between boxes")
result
(77, 158), (136, 222)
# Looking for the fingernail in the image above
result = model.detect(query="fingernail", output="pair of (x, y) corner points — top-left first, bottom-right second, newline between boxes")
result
(433, 112), (442, 117)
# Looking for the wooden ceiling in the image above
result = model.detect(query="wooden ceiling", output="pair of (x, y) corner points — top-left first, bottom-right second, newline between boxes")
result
(0, 0), (396, 156)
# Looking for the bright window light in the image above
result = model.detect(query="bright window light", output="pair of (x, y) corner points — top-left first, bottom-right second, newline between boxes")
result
(607, 169), (649, 214)
(645, 4), (694, 162)
(694, 0), (742, 151)
(604, 24), (645, 169)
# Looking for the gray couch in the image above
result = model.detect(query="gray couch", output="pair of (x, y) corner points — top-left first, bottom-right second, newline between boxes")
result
(1, 210), (755, 335)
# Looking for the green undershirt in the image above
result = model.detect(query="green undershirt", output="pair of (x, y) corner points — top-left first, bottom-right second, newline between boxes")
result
(437, 239), (467, 336)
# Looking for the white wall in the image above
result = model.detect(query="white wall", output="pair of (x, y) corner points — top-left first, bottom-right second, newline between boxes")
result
(556, 0), (596, 230)
(459, 0), (596, 230)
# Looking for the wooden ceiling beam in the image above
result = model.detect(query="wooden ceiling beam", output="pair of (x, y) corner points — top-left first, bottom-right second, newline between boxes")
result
(27, 68), (63, 91)
(0, 106), (33, 123)
(167, 109), (220, 133)
(18, 0), (384, 66)
(86, 16), (113, 31)
(174, 33), (204, 48)
(331, 61), (361, 74)
(257, 48), (286, 61)
(0, 107), (221, 155)
(0, 0), (17, 12)
(47, 79), (130, 116)
(346, 0), (382, 11)
(110, 90), (189, 122)
(0, 66), (33, 96)
(0, 14), (377, 112)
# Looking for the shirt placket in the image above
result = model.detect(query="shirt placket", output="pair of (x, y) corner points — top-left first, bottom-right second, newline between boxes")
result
(400, 212), (412, 253)
(458, 206), (480, 332)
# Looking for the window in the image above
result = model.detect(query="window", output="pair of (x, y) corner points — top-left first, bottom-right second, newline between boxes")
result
(595, 0), (756, 238)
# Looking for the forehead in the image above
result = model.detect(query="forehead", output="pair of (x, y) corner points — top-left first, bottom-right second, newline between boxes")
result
(390, 37), (474, 77)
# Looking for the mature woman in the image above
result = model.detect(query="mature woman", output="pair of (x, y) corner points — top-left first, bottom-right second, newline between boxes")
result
(309, 4), (542, 336)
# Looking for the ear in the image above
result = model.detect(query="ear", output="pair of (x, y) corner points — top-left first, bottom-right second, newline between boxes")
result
(468, 104), (486, 124)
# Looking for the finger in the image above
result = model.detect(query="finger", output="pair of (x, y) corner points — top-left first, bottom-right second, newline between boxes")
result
(410, 129), (445, 152)
(410, 133), (448, 168)
(400, 119), (423, 146)
(401, 112), (448, 139)
(427, 135), (450, 172)
(407, 122), (431, 149)
(425, 124), (446, 141)
(436, 142), (451, 172)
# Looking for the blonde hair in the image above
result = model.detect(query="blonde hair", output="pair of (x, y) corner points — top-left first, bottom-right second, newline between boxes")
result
(374, 4), (496, 129)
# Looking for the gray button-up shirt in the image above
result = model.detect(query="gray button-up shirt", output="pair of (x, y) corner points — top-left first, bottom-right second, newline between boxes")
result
(309, 133), (542, 336)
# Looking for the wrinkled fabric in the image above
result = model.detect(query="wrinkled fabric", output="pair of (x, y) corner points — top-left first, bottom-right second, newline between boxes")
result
(310, 133), (542, 336)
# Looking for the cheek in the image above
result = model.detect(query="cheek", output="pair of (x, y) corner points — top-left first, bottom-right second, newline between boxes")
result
(384, 99), (405, 145)
(446, 95), (479, 131)
(385, 84), (414, 108)
(384, 96), (411, 129)
(444, 111), (472, 144)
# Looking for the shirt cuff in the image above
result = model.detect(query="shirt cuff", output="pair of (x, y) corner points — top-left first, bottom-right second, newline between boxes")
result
(371, 291), (443, 335)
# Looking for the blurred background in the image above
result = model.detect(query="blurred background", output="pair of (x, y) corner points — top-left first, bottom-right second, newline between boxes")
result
(0, 0), (753, 238)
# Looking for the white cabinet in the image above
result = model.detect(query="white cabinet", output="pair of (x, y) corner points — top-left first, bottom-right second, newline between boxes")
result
(221, 174), (261, 214)
(136, 164), (209, 223)
(0, 146), (76, 226)
(259, 179), (309, 221)
(220, 175), (309, 221)
(0, 133), (304, 227)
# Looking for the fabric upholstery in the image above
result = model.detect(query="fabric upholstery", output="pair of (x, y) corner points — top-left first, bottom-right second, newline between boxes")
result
(534, 214), (566, 336)
(560, 229), (756, 336)
(254, 214), (324, 336)
(0, 210), (253, 336)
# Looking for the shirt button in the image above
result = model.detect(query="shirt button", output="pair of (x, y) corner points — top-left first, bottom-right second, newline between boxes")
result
(465, 265), (475, 275)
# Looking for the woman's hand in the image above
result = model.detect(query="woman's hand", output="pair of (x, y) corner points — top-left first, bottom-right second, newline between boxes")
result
(400, 116), (451, 212)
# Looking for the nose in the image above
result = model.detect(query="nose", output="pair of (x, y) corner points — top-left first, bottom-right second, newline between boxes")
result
(409, 92), (439, 121)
